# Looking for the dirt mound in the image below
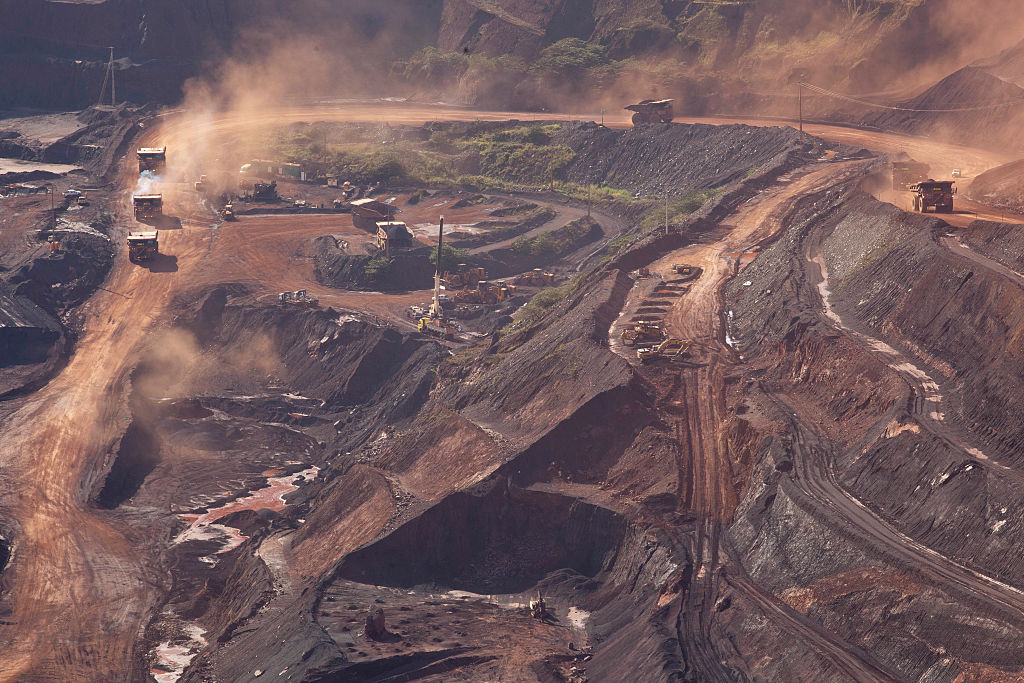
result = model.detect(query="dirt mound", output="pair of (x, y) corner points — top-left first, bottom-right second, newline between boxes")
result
(8, 226), (115, 316)
(965, 160), (1024, 211)
(557, 121), (825, 197)
(862, 67), (1024, 152)
(723, 179), (1024, 679)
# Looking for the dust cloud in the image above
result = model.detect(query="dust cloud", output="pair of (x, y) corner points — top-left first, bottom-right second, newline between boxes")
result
(134, 328), (283, 401)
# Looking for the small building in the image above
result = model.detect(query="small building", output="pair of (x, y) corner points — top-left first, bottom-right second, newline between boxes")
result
(240, 160), (305, 181)
(376, 221), (413, 254)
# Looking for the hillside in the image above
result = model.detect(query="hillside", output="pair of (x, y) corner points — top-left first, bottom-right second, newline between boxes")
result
(4, 0), (1024, 113)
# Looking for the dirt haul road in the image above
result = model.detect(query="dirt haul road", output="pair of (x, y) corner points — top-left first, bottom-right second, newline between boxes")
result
(0, 104), (1019, 681)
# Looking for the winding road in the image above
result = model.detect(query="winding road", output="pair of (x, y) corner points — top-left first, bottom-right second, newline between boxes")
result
(0, 101), (1021, 681)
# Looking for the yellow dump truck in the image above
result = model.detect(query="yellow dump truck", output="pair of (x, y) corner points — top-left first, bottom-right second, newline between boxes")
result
(133, 193), (163, 220)
(137, 147), (166, 174)
(891, 160), (929, 191)
(127, 231), (158, 262)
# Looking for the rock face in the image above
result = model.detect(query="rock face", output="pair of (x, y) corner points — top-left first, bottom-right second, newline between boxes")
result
(719, 178), (1024, 680)
(0, 0), (443, 108)
(364, 606), (386, 640)
(5, 0), (1021, 111)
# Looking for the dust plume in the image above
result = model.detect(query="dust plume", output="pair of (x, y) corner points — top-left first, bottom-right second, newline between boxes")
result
(133, 328), (283, 401)
(162, 5), (432, 193)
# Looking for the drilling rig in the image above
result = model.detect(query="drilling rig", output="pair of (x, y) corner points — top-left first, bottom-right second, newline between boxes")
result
(418, 216), (457, 340)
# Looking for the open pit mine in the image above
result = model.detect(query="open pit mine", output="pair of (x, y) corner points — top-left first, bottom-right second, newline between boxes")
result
(8, 2), (1024, 682)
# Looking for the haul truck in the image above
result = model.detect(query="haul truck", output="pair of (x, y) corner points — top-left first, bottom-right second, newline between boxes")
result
(133, 193), (163, 220)
(137, 147), (166, 174)
(625, 99), (674, 125)
(910, 180), (956, 214)
(127, 231), (158, 262)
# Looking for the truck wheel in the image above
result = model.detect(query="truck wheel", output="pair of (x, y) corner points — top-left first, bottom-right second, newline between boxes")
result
(632, 113), (643, 126)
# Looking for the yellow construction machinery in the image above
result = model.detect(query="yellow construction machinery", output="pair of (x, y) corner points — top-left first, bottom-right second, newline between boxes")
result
(127, 231), (158, 262)
(891, 160), (929, 191)
(418, 316), (457, 340)
(514, 268), (555, 286)
(672, 264), (701, 280)
(621, 321), (665, 346)
(221, 204), (236, 220)
(451, 280), (516, 305)
(637, 338), (693, 363)
(132, 193), (163, 220)
(443, 265), (487, 289)
(137, 147), (166, 174)
(625, 99), (674, 125)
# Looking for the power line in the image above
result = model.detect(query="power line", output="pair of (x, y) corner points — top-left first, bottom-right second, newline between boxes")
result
(800, 81), (1024, 113)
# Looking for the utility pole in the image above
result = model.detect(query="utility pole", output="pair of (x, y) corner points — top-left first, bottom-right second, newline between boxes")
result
(798, 81), (804, 144)
(664, 190), (669, 235)
(600, 109), (605, 127)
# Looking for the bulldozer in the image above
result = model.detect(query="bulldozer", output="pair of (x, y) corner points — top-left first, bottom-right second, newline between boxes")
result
(132, 193), (163, 221)
(137, 147), (166, 174)
(910, 180), (956, 214)
(637, 338), (693, 363)
(625, 99), (674, 126)
(127, 231), (158, 262)
(672, 264), (701, 280)
(452, 280), (515, 305)
(621, 321), (665, 346)
(514, 268), (555, 286)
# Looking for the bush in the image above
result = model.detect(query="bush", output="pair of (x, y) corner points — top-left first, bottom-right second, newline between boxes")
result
(364, 256), (394, 282)
(429, 243), (472, 269)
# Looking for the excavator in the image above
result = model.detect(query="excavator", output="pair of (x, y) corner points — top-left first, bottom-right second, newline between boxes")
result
(621, 321), (665, 346)
(637, 338), (693, 363)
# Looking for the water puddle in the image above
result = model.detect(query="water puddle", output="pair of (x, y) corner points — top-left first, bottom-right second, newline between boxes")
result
(150, 624), (207, 683)
(174, 466), (319, 558)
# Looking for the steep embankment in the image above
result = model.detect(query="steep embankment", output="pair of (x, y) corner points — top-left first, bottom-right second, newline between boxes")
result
(966, 160), (1024, 212)
(722, 178), (1024, 680)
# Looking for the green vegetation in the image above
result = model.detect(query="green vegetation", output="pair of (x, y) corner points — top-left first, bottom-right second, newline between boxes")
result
(429, 243), (472, 269)
(530, 38), (614, 84)
(363, 255), (394, 282)
(637, 187), (725, 231)
(264, 121), (634, 203)
(511, 216), (600, 258)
